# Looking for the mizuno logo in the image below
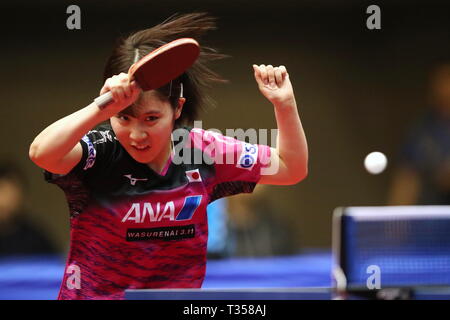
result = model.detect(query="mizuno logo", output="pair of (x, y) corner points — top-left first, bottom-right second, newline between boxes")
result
(124, 174), (148, 186)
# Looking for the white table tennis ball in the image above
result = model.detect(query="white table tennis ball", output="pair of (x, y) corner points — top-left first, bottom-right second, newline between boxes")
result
(364, 151), (388, 175)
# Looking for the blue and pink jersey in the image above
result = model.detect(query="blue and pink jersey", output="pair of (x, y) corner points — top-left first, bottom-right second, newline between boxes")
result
(44, 125), (271, 299)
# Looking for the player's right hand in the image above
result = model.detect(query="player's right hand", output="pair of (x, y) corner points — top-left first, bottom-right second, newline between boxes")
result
(99, 73), (141, 112)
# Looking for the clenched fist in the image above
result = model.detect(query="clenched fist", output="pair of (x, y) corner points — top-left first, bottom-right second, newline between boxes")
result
(253, 64), (296, 107)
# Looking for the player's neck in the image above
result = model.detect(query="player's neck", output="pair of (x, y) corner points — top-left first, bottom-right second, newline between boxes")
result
(146, 139), (173, 174)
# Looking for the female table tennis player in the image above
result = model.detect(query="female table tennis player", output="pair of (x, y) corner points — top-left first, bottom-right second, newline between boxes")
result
(29, 13), (308, 299)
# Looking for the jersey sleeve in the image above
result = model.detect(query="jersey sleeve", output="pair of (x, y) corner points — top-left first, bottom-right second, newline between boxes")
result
(44, 128), (118, 183)
(188, 128), (272, 202)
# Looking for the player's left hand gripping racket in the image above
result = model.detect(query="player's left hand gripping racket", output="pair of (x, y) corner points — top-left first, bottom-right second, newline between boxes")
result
(94, 38), (200, 108)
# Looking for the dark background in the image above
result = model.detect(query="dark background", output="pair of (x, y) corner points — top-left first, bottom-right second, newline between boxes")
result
(2, 0), (450, 251)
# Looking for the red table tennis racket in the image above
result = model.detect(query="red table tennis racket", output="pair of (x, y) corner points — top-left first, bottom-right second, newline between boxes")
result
(94, 38), (200, 108)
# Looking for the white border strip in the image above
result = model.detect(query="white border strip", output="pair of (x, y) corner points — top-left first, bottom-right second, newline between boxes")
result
(346, 206), (450, 221)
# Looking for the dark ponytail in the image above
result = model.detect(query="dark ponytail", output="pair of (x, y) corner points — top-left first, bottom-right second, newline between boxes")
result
(103, 13), (227, 127)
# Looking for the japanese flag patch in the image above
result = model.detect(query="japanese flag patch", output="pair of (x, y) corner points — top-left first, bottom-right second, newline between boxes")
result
(186, 169), (202, 183)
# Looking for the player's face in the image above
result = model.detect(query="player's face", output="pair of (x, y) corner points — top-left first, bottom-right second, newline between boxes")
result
(110, 91), (183, 170)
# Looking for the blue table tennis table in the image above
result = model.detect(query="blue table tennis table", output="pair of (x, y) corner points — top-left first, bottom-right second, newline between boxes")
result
(1, 250), (449, 300)
(124, 287), (450, 300)
(1, 206), (450, 300)
(0, 251), (332, 300)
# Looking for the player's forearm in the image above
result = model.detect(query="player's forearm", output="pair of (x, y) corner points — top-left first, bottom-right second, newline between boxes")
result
(29, 102), (108, 166)
(273, 99), (308, 183)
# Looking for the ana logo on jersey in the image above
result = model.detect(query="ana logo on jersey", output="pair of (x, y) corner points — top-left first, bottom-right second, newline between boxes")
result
(124, 174), (148, 186)
(122, 195), (202, 224)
